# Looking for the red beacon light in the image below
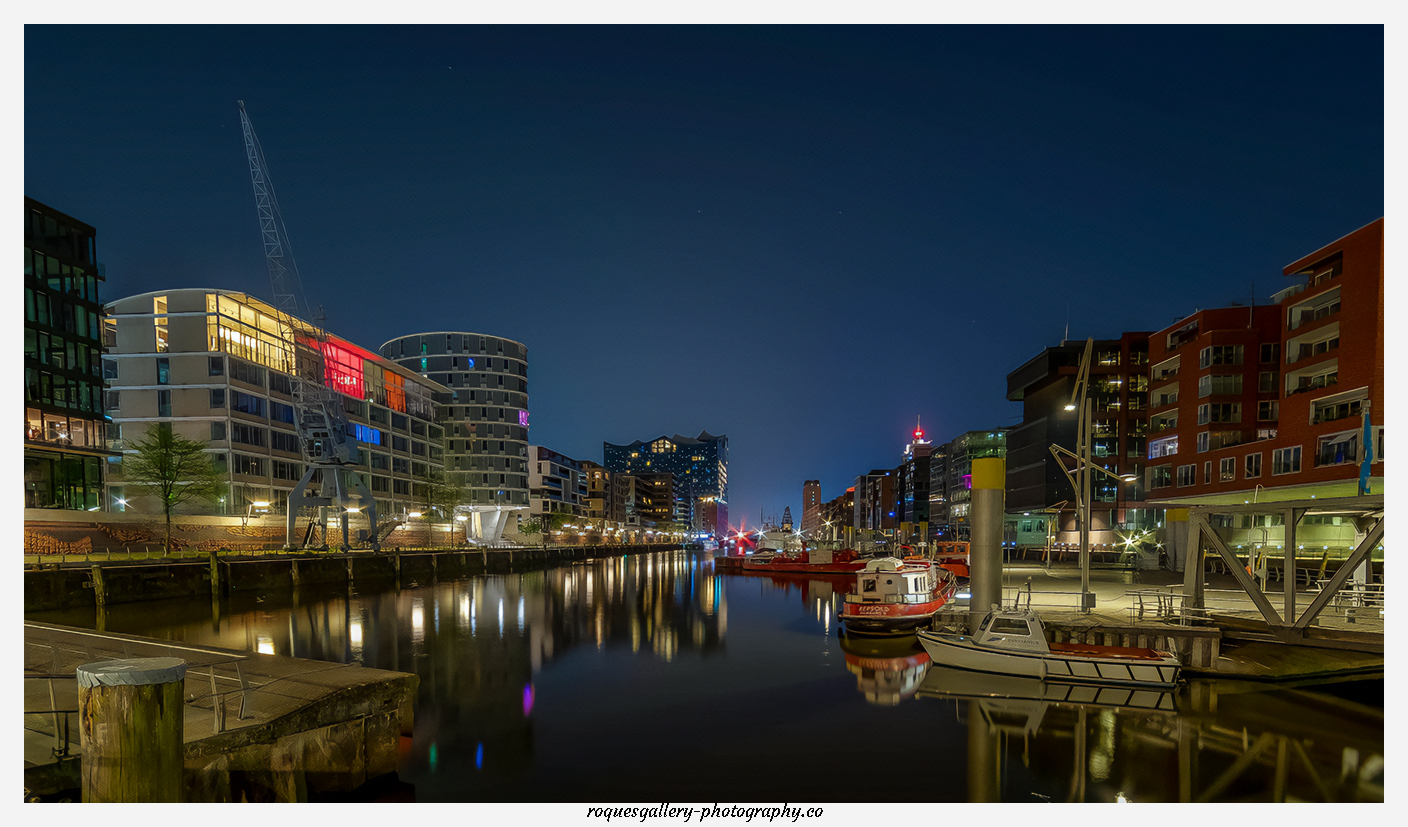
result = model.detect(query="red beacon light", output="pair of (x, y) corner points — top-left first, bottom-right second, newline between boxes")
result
(913, 428), (925, 440)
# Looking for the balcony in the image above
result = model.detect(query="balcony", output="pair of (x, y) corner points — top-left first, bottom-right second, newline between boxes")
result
(1287, 287), (1342, 331)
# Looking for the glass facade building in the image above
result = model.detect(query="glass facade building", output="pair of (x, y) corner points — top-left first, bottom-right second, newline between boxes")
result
(24, 197), (113, 510)
(603, 432), (728, 534)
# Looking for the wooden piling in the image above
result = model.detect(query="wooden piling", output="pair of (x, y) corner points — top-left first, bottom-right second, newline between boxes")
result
(77, 657), (187, 802)
(208, 550), (220, 599)
(90, 565), (106, 612)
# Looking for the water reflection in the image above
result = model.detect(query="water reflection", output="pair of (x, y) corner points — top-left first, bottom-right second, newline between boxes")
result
(838, 635), (932, 706)
(916, 665), (1383, 802)
(26, 551), (1382, 803)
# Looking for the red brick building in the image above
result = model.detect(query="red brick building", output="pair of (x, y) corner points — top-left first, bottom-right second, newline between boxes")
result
(1146, 218), (1383, 502)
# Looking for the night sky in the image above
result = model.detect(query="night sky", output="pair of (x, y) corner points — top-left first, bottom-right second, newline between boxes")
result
(23, 25), (1384, 528)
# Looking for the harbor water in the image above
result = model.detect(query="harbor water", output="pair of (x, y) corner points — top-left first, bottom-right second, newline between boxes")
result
(27, 549), (1384, 803)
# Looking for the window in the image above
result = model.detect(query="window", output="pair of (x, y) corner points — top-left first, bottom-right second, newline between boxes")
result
(157, 389), (171, 417)
(272, 459), (302, 481)
(1198, 374), (1242, 397)
(1311, 390), (1366, 425)
(271, 430), (300, 454)
(1272, 446), (1302, 475)
(210, 389), (226, 408)
(211, 422), (226, 441)
(1177, 464), (1196, 486)
(104, 390), (120, 411)
(1259, 371), (1277, 393)
(232, 453), (264, 476)
(103, 358), (118, 381)
(1198, 403), (1241, 424)
(269, 372), (294, 396)
(393, 479), (411, 495)
(1220, 457), (1235, 482)
(156, 358), (170, 385)
(1257, 400), (1279, 421)
(1316, 431), (1359, 467)
(1260, 343), (1280, 364)
(1199, 345), (1243, 368)
(1245, 453), (1262, 478)
(232, 423), (266, 447)
(1203, 462), (1211, 484)
(209, 356), (225, 376)
(229, 357), (266, 387)
(230, 390), (265, 417)
(392, 435), (408, 451)
(270, 401), (295, 424)
(1197, 432), (1209, 453)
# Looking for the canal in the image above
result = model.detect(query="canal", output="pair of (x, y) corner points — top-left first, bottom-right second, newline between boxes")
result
(28, 550), (1383, 803)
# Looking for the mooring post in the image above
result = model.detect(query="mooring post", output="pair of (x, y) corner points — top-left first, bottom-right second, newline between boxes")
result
(91, 564), (106, 611)
(394, 549), (402, 590)
(291, 558), (300, 589)
(431, 553), (438, 582)
(208, 549), (220, 599)
(77, 657), (187, 802)
(968, 457), (1006, 632)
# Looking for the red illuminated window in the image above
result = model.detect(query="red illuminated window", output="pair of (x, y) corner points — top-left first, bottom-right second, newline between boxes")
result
(320, 341), (365, 400)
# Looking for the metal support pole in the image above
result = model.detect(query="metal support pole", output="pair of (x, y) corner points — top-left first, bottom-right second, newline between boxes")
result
(969, 457), (1006, 631)
(1080, 397), (1093, 609)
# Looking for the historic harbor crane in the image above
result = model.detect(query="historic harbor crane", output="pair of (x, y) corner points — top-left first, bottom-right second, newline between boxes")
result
(237, 101), (378, 551)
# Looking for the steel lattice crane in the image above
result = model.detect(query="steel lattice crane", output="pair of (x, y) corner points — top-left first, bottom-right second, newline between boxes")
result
(237, 101), (378, 551)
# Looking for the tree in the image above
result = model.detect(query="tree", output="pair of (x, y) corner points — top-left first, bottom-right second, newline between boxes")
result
(122, 424), (225, 554)
(415, 467), (465, 519)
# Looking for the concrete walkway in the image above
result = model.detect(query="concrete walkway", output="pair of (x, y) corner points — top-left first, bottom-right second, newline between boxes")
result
(23, 622), (417, 799)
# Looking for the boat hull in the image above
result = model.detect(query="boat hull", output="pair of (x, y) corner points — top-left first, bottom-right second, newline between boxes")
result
(917, 631), (1180, 688)
(841, 595), (952, 636)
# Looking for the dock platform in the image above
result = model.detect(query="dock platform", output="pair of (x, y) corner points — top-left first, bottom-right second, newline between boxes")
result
(23, 622), (417, 802)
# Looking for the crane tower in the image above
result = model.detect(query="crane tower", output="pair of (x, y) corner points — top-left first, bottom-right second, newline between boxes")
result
(236, 101), (378, 551)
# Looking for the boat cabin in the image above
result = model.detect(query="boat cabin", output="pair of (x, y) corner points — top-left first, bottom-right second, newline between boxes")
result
(855, 558), (934, 603)
(972, 609), (1050, 654)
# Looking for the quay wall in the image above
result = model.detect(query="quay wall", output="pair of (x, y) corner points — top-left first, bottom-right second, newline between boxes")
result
(24, 544), (684, 613)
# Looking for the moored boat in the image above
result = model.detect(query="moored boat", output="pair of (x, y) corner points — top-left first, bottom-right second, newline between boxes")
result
(917, 608), (1180, 688)
(839, 557), (957, 636)
(741, 545), (873, 575)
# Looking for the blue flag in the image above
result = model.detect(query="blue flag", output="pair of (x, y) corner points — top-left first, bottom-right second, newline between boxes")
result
(1359, 412), (1374, 494)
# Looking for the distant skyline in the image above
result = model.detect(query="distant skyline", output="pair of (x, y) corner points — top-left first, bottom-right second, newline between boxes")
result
(23, 25), (1384, 525)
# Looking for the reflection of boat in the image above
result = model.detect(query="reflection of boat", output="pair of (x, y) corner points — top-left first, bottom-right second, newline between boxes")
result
(840, 558), (957, 636)
(917, 608), (1180, 688)
(916, 665), (1176, 711)
(839, 634), (932, 706)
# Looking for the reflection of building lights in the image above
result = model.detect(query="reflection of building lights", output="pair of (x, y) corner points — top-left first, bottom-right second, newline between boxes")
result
(411, 599), (424, 643)
(257, 635), (275, 655)
(497, 598), (504, 637)
(350, 620), (363, 646)
(517, 596), (525, 632)
(522, 684), (535, 716)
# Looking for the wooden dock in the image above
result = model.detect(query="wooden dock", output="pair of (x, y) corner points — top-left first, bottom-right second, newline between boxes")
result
(23, 622), (417, 802)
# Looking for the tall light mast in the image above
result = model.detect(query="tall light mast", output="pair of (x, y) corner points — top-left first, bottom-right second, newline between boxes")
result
(237, 101), (378, 551)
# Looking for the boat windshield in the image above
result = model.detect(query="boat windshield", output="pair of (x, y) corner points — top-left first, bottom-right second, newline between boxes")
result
(978, 614), (994, 634)
(990, 618), (1032, 636)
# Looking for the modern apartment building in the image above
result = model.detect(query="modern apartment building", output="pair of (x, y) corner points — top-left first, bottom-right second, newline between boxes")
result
(801, 479), (821, 536)
(527, 445), (587, 519)
(819, 486), (856, 543)
(104, 289), (447, 524)
(602, 431), (729, 533)
(1005, 333), (1152, 546)
(381, 332), (530, 515)
(23, 197), (115, 510)
(1146, 218), (1384, 503)
(852, 468), (896, 536)
(895, 423), (933, 542)
(943, 429), (1008, 541)
(581, 459), (628, 528)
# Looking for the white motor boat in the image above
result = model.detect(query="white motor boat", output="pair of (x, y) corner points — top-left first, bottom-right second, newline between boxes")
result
(917, 608), (1180, 688)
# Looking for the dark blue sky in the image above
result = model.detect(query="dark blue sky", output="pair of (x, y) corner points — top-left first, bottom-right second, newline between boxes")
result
(24, 25), (1383, 527)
